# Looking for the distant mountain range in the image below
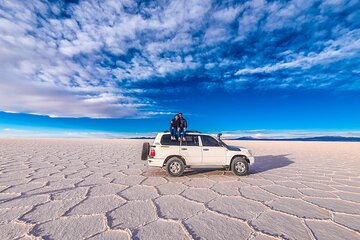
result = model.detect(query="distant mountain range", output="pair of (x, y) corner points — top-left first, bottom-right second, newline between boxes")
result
(127, 137), (155, 139)
(231, 136), (360, 142)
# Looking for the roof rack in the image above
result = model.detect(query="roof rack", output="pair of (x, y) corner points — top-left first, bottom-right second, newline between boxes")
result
(187, 130), (202, 133)
(163, 130), (202, 133)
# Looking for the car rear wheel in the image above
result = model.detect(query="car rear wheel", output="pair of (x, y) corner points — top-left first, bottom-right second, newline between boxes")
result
(166, 157), (185, 177)
(141, 142), (150, 160)
(231, 157), (249, 176)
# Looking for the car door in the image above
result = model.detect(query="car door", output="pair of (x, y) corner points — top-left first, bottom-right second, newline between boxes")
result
(180, 135), (202, 165)
(200, 135), (227, 165)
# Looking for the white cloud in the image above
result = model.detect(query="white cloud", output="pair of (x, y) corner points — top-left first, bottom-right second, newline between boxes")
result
(0, 0), (359, 119)
(237, 0), (267, 40)
(0, 128), (156, 139)
(0, 76), (138, 118)
(0, 0), (217, 118)
(236, 29), (360, 75)
(213, 6), (241, 23)
(0, 1), (171, 117)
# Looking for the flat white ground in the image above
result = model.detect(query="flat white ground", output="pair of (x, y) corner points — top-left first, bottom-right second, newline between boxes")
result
(0, 139), (359, 240)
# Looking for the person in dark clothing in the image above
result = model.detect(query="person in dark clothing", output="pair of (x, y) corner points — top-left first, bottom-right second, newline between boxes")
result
(177, 112), (187, 141)
(170, 114), (179, 140)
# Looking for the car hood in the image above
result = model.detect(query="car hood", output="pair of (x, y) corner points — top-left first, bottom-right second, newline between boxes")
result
(227, 145), (242, 151)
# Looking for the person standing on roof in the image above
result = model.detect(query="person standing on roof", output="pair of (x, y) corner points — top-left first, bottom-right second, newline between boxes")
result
(177, 112), (187, 141)
(170, 114), (179, 141)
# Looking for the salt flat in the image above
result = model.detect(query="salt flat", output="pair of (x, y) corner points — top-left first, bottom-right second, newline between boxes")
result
(0, 139), (359, 240)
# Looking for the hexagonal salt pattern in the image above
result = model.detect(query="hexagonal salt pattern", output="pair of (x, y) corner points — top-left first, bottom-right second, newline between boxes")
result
(0, 139), (359, 239)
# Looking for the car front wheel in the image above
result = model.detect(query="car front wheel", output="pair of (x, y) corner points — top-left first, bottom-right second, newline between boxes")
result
(231, 157), (249, 176)
(166, 157), (185, 177)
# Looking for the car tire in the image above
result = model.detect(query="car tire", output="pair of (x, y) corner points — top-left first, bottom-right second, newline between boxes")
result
(166, 157), (185, 177)
(141, 142), (150, 160)
(231, 157), (249, 176)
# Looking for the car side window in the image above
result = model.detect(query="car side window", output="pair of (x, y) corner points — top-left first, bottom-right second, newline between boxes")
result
(160, 134), (180, 146)
(183, 135), (199, 146)
(201, 136), (220, 147)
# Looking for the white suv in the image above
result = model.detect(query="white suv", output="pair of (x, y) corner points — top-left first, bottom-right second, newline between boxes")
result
(141, 131), (255, 176)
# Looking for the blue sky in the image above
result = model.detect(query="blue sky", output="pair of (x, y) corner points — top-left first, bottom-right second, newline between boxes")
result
(0, 0), (359, 138)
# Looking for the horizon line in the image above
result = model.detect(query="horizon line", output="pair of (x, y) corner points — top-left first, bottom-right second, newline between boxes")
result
(1, 127), (360, 139)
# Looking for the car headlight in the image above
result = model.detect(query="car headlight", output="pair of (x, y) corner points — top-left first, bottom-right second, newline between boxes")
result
(248, 149), (253, 156)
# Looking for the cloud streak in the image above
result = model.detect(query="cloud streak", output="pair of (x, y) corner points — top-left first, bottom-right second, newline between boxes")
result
(235, 30), (360, 75)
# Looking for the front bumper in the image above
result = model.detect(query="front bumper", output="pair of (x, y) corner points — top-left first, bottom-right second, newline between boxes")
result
(248, 156), (255, 165)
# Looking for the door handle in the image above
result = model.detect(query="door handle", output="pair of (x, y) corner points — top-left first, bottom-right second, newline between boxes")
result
(181, 148), (187, 150)
(203, 148), (209, 151)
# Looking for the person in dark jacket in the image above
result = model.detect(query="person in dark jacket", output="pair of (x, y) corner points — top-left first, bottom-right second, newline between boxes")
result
(170, 114), (179, 140)
(177, 112), (187, 141)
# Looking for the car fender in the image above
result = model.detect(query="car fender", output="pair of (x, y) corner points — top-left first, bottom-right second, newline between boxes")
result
(227, 154), (250, 165)
(163, 155), (187, 167)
